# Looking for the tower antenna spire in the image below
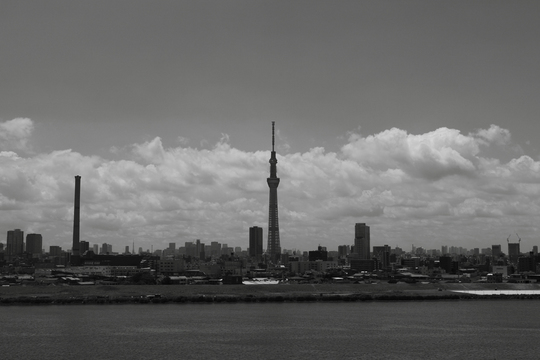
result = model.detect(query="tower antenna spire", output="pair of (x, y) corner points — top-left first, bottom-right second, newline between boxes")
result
(272, 121), (275, 151)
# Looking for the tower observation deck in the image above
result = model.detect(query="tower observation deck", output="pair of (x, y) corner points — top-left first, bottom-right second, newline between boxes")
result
(267, 121), (281, 263)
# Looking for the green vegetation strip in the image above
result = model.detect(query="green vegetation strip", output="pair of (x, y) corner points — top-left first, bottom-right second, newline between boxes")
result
(2, 283), (540, 305)
(3, 292), (540, 305)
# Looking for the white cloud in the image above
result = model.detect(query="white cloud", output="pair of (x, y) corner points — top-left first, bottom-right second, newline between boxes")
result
(1, 123), (539, 252)
(474, 124), (511, 145)
(0, 118), (34, 152)
(341, 127), (480, 180)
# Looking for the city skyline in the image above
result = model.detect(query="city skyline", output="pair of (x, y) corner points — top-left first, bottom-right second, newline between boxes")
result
(1, 1), (540, 251)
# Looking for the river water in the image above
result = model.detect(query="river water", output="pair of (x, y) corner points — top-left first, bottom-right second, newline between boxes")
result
(0, 300), (538, 359)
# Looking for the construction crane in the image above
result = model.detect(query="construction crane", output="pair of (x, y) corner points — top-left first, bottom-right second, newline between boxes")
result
(516, 233), (521, 243)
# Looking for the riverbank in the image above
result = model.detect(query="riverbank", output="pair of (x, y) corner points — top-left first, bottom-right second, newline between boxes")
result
(2, 282), (540, 305)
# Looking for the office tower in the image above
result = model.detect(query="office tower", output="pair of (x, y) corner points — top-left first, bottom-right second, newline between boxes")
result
(533, 246), (538, 255)
(80, 241), (90, 254)
(49, 246), (62, 257)
(125, 246), (130, 254)
(441, 245), (448, 255)
(249, 226), (263, 259)
(101, 243), (109, 255)
(196, 239), (205, 259)
(26, 233), (43, 256)
(373, 244), (391, 269)
(72, 175), (81, 256)
(6, 229), (24, 259)
(354, 223), (370, 259)
(93, 244), (99, 254)
(221, 243), (229, 256)
(508, 242), (520, 264)
(492, 244), (501, 258)
(185, 242), (196, 257)
(267, 122), (281, 262)
(338, 245), (350, 258)
(107, 244), (112, 253)
(169, 242), (176, 251)
(210, 242), (221, 257)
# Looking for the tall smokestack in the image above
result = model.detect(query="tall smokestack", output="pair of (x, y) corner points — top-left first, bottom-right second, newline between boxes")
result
(72, 175), (81, 256)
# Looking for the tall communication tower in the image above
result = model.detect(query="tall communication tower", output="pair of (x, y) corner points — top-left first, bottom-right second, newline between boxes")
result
(267, 122), (281, 263)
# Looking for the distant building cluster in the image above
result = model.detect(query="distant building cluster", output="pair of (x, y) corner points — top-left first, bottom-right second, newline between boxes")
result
(2, 221), (540, 286)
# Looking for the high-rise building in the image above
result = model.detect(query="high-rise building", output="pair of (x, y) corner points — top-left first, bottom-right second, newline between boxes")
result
(196, 239), (205, 259)
(221, 243), (229, 256)
(373, 244), (391, 270)
(249, 226), (263, 259)
(80, 241), (90, 254)
(354, 223), (370, 259)
(49, 246), (62, 257)
(101, 243), (109, 255)
(338, 245), (350, 258)
(93, 244), (99, 254)
(185, 242), (196, 257)
(6, 229), (24, 259)
(492, 244), (502, 259)
(72, 175), (81, 256)
(210, 242), (221, 257)
(508, 242), (520, 264)
(26, 233), (43, 256)
(267, 122), (281, 262)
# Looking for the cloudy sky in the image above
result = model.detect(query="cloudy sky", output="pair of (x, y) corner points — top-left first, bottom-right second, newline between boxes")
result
(1, 1), (540, 253)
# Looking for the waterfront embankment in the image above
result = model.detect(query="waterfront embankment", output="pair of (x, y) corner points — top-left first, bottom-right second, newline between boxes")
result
(2, 282), (540, 305)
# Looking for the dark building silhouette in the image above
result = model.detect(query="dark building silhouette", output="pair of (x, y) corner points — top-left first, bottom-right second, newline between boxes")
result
(101, 243), (110, 255)
(338, 245), (350, 258)
(517, 252), (536, 273)
(249, 226), (263, 260)
(492, 244), (502, 258)
(373, 245), (391, 270)
(354, 223), (370, 259)
(49, 245), (62, 257)
(26, 233), (43, 256)
(196, 239), (205, 259)
(267, 122), (281, 263)
(72, 175), (81, 257)
(6, 229), (24, 260)
(309, 246), (328, 261)
(80, 240), (90, 254)
(508, 242), (520, 264)
(439, 255), (453, 274)
(350, 259), (375, 272)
